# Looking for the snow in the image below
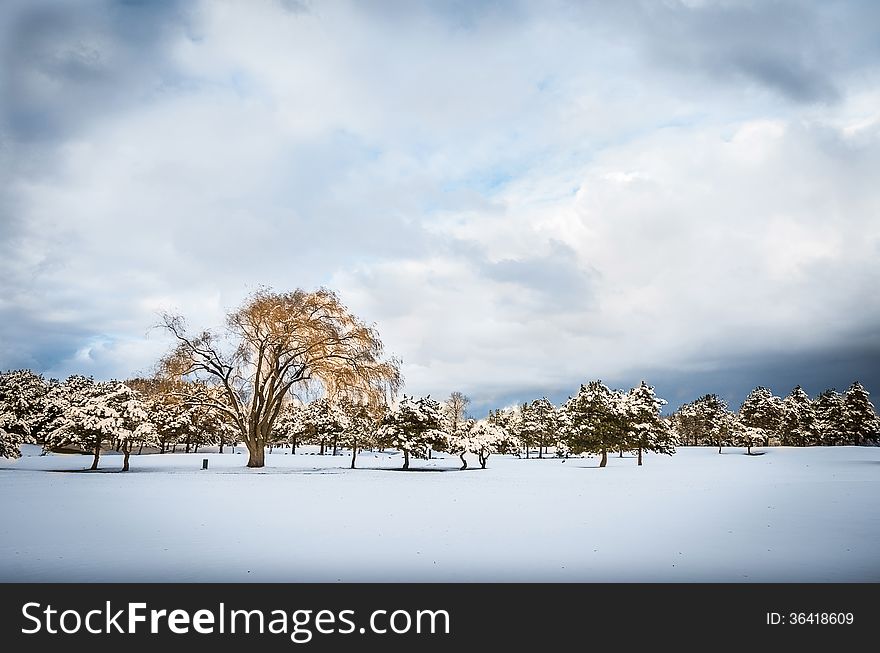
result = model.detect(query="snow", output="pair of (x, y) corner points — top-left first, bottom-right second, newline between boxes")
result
(1, 444), (878, 582)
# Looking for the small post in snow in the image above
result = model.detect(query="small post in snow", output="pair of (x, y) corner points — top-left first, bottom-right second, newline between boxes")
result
(202, 458), (208, 470)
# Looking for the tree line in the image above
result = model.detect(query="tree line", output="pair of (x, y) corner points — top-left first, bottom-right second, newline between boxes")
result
(1, 287), (877, 470)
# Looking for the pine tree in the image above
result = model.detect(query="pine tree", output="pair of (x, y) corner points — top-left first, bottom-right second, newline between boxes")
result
(456, 419), (508, 469)
(672, 394), (733, 452)
(521, 398), (558, 459)
(560, 380), (627, 467)
(0, 369), (49, 458)
(780, 386), (818, 446)
(739, 386), (783, 445)
(843, 381), (879, 446)
(487, 406), (522, 456)
(624, 381), (676, 466)
(377, 395), (445, 470)
(814, 389), (847, 446)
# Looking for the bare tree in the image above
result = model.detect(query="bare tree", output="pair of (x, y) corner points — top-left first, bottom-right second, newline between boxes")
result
(158, 288), (401, 468)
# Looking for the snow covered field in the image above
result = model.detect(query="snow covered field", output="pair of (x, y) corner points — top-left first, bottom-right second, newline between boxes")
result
(1, 445), (878, 582)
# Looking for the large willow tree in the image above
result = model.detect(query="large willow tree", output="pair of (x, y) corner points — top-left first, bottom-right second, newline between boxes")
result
(159, 288), (401, 467)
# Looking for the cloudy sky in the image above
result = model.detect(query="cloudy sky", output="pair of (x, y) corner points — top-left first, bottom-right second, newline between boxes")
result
(2, 0), (879, 414)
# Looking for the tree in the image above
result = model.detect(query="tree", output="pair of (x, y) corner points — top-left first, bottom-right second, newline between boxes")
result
(338, 399), (382, 469)
(737, 424), (766, 455)
(442, 392), (470, 436)
(467, 419), (508, 469)
(780, 386), (817, 446)
(106, 383), (156, 471)
(560, 380), (627, 467)
(44, 378), (151, 470)
(521, 398), (557, 459)
(624, 381), (676, 466)
(843, 382), (879, 446)
(302, 398), (348, 456)
(158, 288), (401, 468)
(378, 395), (445, 470)
(487, 406), (522, 456)
(672, 394), (734, 453)
(814, 389), (847, 446)
(0, 370), (48, 458)
(739, 386), (783, 445)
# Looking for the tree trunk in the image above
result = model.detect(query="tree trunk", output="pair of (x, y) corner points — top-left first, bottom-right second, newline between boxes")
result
(122, 448), (131, 472)
(172, 443), (177, 453)
(599, 447), (607, 468)
(747, 444), (751, 455)
(479, 451), (488, 469)
(526, 445), (530, 459)
(332, 436), (338, 456)
(637, 447), (643, 466)
(90, 441), (101, 470)
(718, 441), (722, 454)
(290, 436), (296, 455)
(246, 440), (266, 468)
(160, 440), (166, 454)
(219, 441), (224, 454)
(403, 449), (410, 470)
(138, 443), (144, 455)
(320, 440), (325, 455)
(428, 448), (432, 459)
(350, 439), (358, 469)
(459, 452), (468, 470)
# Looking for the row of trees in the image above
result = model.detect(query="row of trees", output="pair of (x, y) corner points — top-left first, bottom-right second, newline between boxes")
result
(672, 382), (879, 452)
(2, 288), (878, 470)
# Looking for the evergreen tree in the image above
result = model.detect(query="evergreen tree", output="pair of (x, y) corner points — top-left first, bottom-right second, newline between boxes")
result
(843, 381), (879, 446)
(739, 386), (783, 445)
(814, 389), (847, 446)
(487, 406), (522, 456)
(624, 381), (676, 466)
(560, 380), (627, 467)
(673, 394), (733, 452)
(0, 370), (49, 458)
(378, 395), (445, 470)
(520, 398), (558, 459)
(780, 386), (818, 446)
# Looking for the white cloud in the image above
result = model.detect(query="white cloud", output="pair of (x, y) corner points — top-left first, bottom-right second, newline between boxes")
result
(1, 0), (879, 408)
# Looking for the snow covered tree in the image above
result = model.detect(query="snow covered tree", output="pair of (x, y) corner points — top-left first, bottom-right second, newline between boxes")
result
(560, 381), (627, 467)
(843, 381), (879, 446)
(448, 418), (509, 469)
(521, 398), (558, 459)
(44, 378), (152, 470)
(469, 419), (508, 469)
(301, 398), (349, 455)
(624, 381), (676, 466)
(672, 394), (735, 453)
(738, 386), (783, 445)
(378, 395), (445, 470)
(487, 406), (522, 455)
(107, 383), (156, 471)
(338, 399), (382, 469)
(780, 386), (818, 446)
(737, 424), (766, 455)
(814, 389), (847, 446)
(158, 288), (401, 467)
(0, 370), (49, 458)
(274, 403), (307, 454)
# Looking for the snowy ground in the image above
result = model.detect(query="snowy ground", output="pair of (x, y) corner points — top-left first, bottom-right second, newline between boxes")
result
(1, 444), (878, 582)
